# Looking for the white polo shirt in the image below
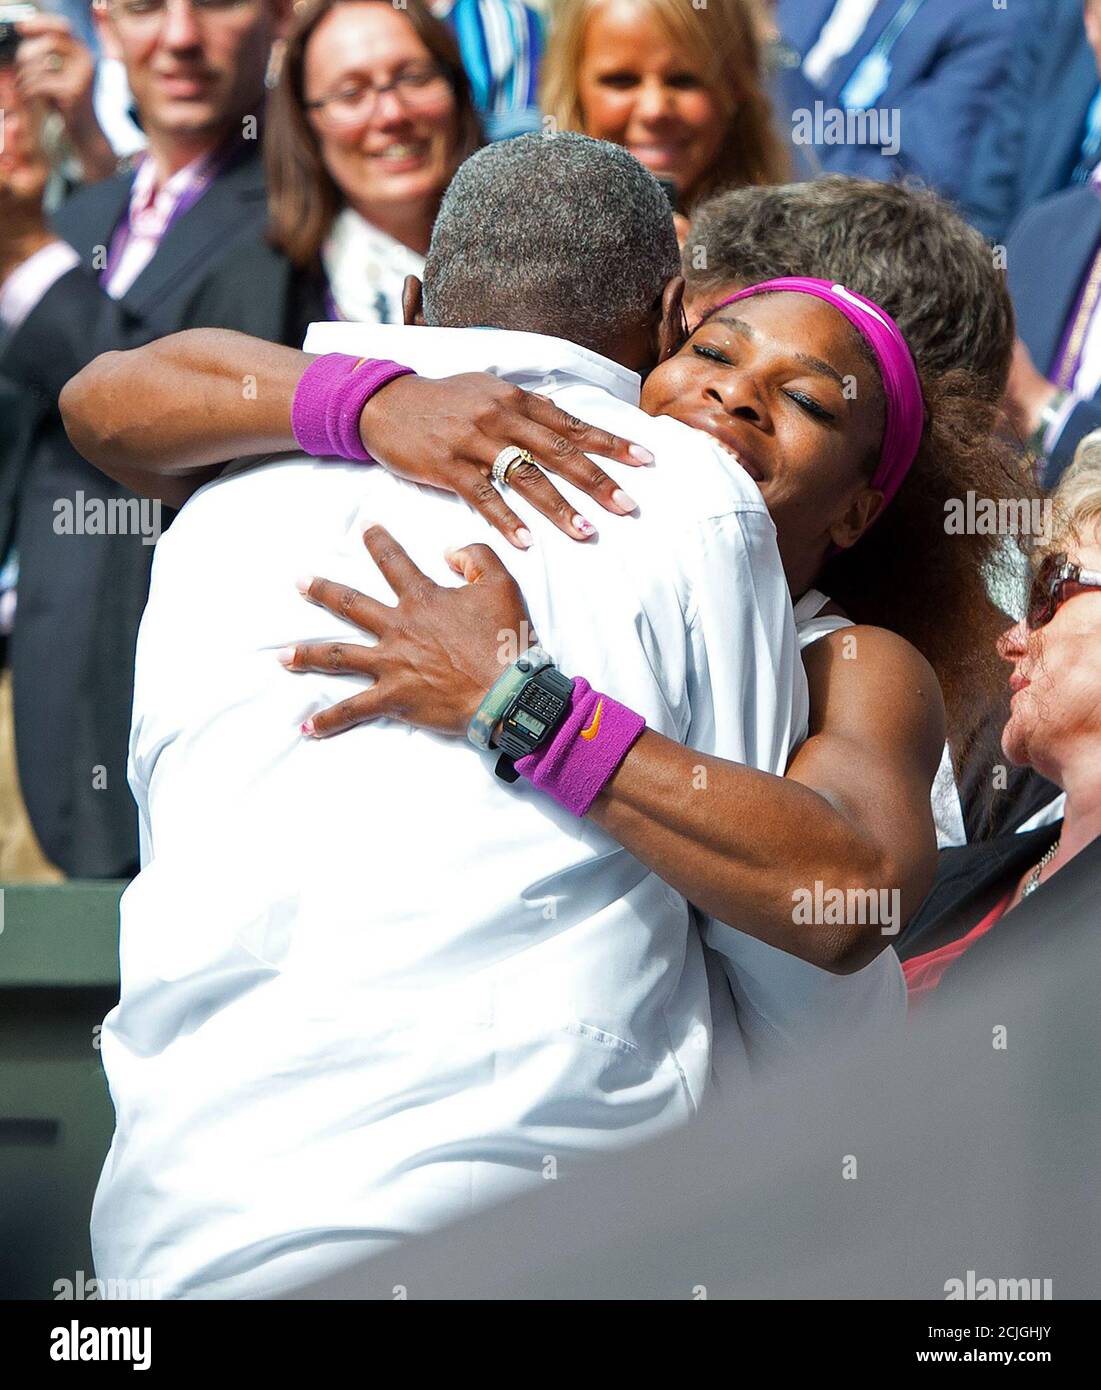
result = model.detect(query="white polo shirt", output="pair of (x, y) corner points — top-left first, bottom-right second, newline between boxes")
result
(91, 324), (900, 1298)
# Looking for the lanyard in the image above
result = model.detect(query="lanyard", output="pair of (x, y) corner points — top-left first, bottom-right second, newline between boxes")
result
(101, 137), (240, 288)
(1073, 84), (1101, 184)
(870, 0), (925, 61)
(838, 0), (926, 110)
(324, 286), (342, 321)
(1051, 233), (1101, 393)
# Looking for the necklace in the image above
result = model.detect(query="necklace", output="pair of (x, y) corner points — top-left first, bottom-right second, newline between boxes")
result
(1021, 838), (1061, 898)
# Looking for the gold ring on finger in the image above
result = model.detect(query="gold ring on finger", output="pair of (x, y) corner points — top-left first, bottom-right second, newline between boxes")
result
(491, 446), (537, 488)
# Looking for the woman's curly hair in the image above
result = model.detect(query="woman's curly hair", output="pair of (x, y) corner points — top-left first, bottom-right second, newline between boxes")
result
(820, 367), (1038, 789)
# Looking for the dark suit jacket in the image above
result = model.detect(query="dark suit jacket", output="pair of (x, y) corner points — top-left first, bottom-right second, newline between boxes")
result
(180, 235), (328, 350)
(898, 820), (1099, 1005)
(0, 142), (268, 877)
(959, 0), (1097, 243)
(1006, 182), (1101, 486)
(774, 0), (1019, 202)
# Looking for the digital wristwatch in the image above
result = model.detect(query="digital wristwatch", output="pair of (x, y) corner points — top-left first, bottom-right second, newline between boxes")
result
(494, 663), (575, 783)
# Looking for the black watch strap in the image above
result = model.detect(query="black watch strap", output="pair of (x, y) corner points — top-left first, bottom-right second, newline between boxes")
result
(493, 664), (575, 779)
(495, 753), (521, 784)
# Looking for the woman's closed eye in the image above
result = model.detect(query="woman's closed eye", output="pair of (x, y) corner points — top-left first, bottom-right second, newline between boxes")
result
(785, 390), (836, 423)
(692, 345), (837, 422)
(692, 343), (732, 366)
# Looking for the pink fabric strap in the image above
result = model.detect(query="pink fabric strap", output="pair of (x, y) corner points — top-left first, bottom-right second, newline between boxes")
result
(291, 355), (415, 462)
(515, 678), (645, 817)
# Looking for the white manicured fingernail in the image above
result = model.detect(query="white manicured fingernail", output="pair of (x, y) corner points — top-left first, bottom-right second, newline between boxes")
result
(295, 575), (313, 594)
(611, 488), (637, 512)
(276, 646), (295, 666)
(515, 527), (533, 548)
(628, 445), (654, 464)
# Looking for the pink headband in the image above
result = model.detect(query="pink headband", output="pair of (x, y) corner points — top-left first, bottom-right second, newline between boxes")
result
(711, 277), (924, 514)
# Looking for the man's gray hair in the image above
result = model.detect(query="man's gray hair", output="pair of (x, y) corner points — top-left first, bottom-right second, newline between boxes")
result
(423, 132), (680, 356)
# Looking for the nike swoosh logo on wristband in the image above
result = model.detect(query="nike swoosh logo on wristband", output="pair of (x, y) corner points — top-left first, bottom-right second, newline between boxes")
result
(580, 698), (604, 741)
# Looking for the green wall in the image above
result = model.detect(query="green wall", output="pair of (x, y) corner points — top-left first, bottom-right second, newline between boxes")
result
(0, 883), (124, 1300)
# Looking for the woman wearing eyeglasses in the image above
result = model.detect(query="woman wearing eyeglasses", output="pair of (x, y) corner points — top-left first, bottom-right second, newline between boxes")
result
(898, 447), (1101, 1000)
(182, 0), (482, 343)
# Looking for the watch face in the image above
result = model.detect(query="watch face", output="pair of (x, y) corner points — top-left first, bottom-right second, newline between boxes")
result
(513, 709), (546, 737)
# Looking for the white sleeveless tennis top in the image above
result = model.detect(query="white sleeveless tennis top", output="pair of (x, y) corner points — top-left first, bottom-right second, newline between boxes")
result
(793, 589), (967, 848)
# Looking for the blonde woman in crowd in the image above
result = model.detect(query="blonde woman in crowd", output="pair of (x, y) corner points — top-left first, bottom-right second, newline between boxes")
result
(540, 0), (789, 219)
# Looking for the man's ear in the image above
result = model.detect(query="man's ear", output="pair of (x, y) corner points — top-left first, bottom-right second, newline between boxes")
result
(402, 275), (425, 326)
(91, 0), (121, 62)
(655, 275), (687, 363)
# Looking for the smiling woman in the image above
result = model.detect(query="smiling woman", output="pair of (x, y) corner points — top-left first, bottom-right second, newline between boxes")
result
(898, 445), (1101, 999)
(176, 0), (484, 345)
(541, 0), (790, 213)
(266, 0), (482, 270)
(642, 290), (890, 592)
(644, 281), (1038, 840)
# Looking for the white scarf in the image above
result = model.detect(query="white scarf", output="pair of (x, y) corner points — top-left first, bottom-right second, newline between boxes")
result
(320, 206), (427, 325)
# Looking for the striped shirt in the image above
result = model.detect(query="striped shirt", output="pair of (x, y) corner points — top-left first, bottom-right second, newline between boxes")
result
(433, 0), (544, 133)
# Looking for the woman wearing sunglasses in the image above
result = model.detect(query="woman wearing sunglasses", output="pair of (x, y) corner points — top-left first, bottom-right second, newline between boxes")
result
(899, 447), (1101, 999)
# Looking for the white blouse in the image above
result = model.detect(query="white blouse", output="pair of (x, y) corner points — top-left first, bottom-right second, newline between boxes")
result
(321, 206), (427, 325)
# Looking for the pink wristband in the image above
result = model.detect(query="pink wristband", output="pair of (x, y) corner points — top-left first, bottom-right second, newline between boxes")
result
(291, 354), (415, 462)
(515, 678), (645, 817)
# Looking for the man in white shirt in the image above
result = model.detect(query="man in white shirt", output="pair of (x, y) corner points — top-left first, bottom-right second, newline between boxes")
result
(91, 134), (900, 1299)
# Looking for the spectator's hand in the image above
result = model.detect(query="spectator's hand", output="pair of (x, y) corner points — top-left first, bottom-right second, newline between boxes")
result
(281, 524), (532, 739)
(359, 371), (652, 548)
(1004, 337), (1060, 442)
(15, 15), (116, 181)
(0, 91), (54, 279)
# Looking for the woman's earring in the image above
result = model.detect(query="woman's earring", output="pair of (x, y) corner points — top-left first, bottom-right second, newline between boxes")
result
(265, 39), (286, 92)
